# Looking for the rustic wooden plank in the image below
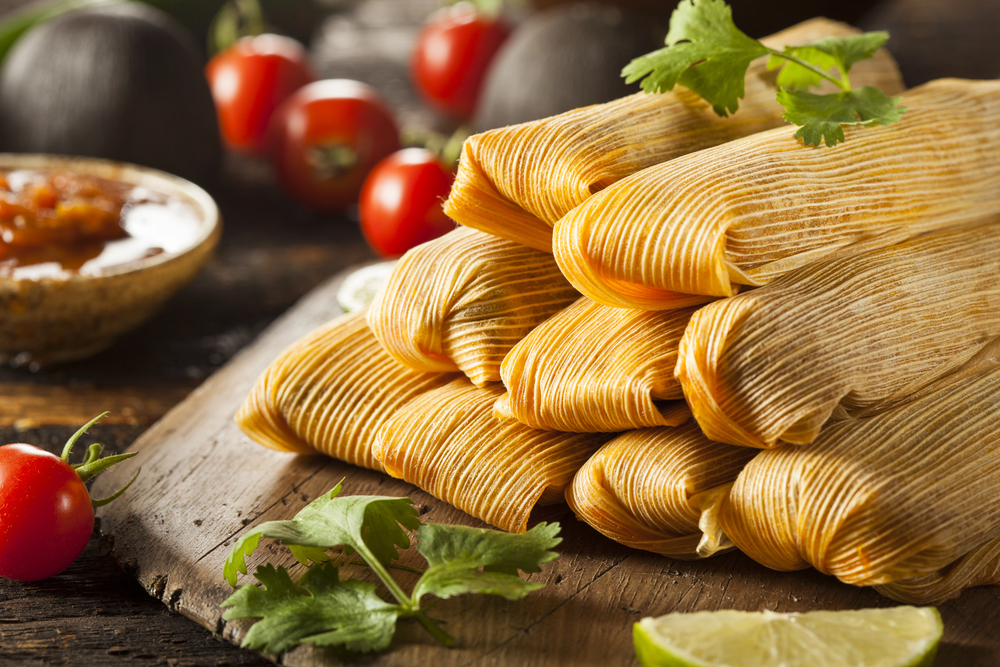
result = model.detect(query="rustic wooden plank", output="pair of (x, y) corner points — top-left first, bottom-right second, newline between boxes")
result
(91, 273), (1000, 667)
(0, 536), (270, 667)
(0, 384), (194, 428)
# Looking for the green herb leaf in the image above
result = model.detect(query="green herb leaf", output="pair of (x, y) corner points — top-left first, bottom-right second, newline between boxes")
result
(412, 522), (561, 605)
(768, 47), (839, 90)
(221, 563), (401, 654)
(623, 1), (905, 146)
(778, 86), (907, 147)
(799, 32), (888, 76)
(223, 481), (420, 586)
(622, 0), (769, 115)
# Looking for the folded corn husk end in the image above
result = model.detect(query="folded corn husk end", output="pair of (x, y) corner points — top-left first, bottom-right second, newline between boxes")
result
(680, 220), (1000, 451)
(566, 425), (757, 559)
(237, 310), (460, 472)
(675, 296), (775, 449)
(444, 141), (555, 252)
(552, 205), (728, 309)
(720, 347), (1000, 595)
(499, 299), (699, 432)
(367, 227), (579, 385)
(873, 534), (1000, 605)
(373, 378), (612, 533)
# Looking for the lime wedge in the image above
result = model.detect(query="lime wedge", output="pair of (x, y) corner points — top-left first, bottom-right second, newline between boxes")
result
(336, 261), (397, 313)
(634, 607), (942, 667)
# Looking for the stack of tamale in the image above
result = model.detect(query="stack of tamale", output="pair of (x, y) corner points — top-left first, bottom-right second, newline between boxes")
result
(236, 16), (1000, 605)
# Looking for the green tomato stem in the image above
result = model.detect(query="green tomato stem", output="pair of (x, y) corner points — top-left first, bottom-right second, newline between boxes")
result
(91, 467), (141, 508)
(74, 452), (138, 483)
(61, 412), (108, 461)
(765, 48), (849, 91)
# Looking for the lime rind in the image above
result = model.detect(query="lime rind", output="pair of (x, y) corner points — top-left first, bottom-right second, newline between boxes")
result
(634, 607), (942, 667)
(336, 261), (398, 313)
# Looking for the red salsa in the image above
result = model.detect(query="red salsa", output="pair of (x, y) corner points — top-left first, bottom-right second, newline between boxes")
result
(0, 170), (202, 278)
(0, 171), (130, 259)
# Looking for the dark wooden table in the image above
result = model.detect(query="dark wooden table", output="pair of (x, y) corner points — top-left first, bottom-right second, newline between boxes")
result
(1, 0), (998, 664)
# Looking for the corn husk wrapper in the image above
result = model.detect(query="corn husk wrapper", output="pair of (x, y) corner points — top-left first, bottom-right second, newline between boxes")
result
(496, 298), (699, 432)
(372, 379), (613, 532)
(875, 535), (1000, 605)
(719, 342), (1000, 600)
(554, 78), (1000, 309)
(566, 424), (758, 558)
(444, 18), (903, 252)
(236, 310), (456, 470)
(676, 220), (1000, 449)
(367, 227), (579, 386)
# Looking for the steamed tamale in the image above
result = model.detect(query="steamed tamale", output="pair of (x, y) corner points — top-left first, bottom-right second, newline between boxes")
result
(444, 18), (903, 252)
(236, 310), (456, 470)
(496, 298), (699, 432)
(566, 424), (757, 558)
(554, 78), (1000, 309)
(372, 379), (613, 532)
(875, 535), (1000, 605)
(719, 342), (1000, 602)
(367, 227), (579, 386)
(676, 220), (1000, 449)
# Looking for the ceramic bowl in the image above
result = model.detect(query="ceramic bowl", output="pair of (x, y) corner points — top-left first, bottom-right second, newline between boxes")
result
(0, 154), (221, 367)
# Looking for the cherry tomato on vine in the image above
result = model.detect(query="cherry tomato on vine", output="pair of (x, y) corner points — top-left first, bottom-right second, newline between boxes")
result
(359, 148), (456, 257)
(206, 34), (315, 154)
(268, 79), (401, 212)
(0, 415), (138, 582)
(411, 3), (510, 120)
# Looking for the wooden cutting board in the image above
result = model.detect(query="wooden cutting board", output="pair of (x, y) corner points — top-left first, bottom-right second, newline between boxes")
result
(91, 273), (1000, 667)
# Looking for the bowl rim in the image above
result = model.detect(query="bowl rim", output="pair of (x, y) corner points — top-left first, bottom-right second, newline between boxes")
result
(0, 152), (221, 282)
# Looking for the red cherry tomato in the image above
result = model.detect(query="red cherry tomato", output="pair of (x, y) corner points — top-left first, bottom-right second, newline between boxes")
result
(359, 148), (456, 257)
(411, 4), (510, 120)
(268, 79), (401, 212)
(0, 444), (94, 582)
(206, 34), (315, 154)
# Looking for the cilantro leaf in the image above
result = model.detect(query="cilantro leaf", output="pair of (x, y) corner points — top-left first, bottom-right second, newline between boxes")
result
(768, 46), (839, 90)
(801, 32), (888, 75)
(221, 563), (401, 654)
(412, 522), (561, 605)
(622, 0), (768, 115)
(778, 86), (907, 147)
(767, 32), (888, 92)
(224, 481), (420, 586)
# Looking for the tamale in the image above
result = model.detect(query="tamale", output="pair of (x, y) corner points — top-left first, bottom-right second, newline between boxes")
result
(719, 342), (1000, 601)
(367, 227), (579, 386)
(676, 220), (1000, 449)
(236, 310), (456, 470)
(554, 78), (1000, 309)
(875, 535), (1000, 605)
(496, 297), (699, 432)
(372, 379), (613, 532)
(444, 18), (903, 252)
(566, 424), (757, 558)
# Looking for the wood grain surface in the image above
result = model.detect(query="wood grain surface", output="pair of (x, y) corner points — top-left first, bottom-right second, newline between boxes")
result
(89, 274), (1000, 667)
(0, 0), (998, 664)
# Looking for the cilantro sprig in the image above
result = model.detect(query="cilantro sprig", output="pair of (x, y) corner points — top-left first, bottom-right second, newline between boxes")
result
(221, 481), (561, 653)
(622, 0), (907, 146)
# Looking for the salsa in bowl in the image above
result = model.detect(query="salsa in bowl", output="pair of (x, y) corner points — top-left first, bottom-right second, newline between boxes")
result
(0, 154), (221, 366)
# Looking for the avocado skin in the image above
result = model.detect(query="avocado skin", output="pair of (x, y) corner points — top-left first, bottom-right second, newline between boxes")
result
(0, 3), (221, 185)
(474, 3), (663, 131)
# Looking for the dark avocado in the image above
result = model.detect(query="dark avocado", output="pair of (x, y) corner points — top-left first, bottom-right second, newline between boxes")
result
(0, 3), (221, 184)
(473, 3), (664, 131)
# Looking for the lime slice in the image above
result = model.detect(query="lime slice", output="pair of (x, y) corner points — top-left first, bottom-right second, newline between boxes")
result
(336, 261), (397, 313)
(634, 606), (942, 667)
